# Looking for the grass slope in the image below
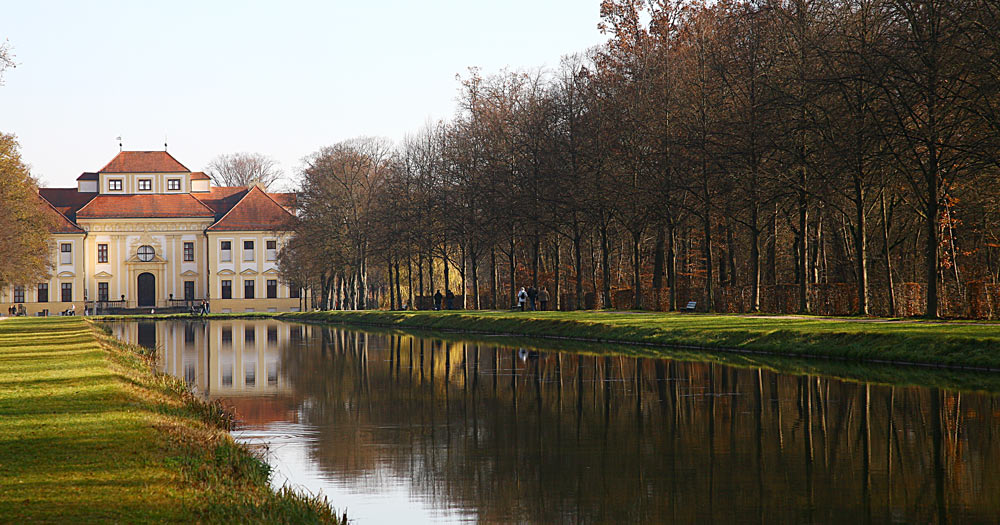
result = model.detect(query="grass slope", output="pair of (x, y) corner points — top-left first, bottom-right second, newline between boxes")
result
(274, 310), (1000, 370)
(0, 317), (343, 524)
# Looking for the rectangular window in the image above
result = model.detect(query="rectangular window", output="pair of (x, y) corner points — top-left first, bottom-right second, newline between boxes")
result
(266, 279), (277, 299)
(60, 243), (72, 265)
(289, 286), (300, 299)
(109, 179), (122, 191)
(167, 178), (181, 191)
(220, 240), (232, 262)
(98, 282), (108, 301)
(13, 286), (24, 303)
(37, 283), (48, 303)
(245, 363), (256, 387)
(244, 279), (255, 299)
(138, 179), (152, 191)
(61, 283), (72, 302)
(243, 240), (255, 261)
(183, 242), (194, 262)
(267, 362), (278, 385)
(221, 327), (232, 346)
(221, 280), (232, 299)
(266, 240), (277, 261)
(184, 281), (195, 301)
(97, 243), (108, 263)
(222, 364), (233, 387)
(245, 327), (255, 344)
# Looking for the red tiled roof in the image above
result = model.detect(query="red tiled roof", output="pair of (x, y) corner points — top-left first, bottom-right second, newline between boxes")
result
(39, 188), (97, 222)
(191, 171), (210, 181)
(76, 194), (216, 219)
(37, 193), (85, 233)
(192, 186), (248, 219)
(270, 192), (297, 212)
(99, 151), (189, 173)
(76, 172), (98, 181)
(207, 186), (295, 231)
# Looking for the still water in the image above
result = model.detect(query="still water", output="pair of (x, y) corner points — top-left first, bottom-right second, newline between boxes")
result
(109, 319), (1000, 523)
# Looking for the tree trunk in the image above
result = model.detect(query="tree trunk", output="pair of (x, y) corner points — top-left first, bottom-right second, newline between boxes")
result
(490, 246), (498, 310)
(407, 252), (414, 310)
(600, 222), (612, 309)
(855, 179), (869, 316)
(703, 210), (715, 312)
(798, 187), (810, 313)
(574, 229), (584, 310)
(632, 229), (643, 310)
(508, 237), (517, 308)
(881, 190), (896, 316)
(471, 246), (480, 310)
(388, 259), (395, 310)
(442, 237), (450, 296)
(417, 251), (425, 309)
(395, 259), (403, 311)
(553, 239), (561, 311)
(767, 203), (777, 286)
(667, 221), (677, 311)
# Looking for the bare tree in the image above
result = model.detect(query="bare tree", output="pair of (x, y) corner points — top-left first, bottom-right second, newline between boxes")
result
(206, 152), (282, 188)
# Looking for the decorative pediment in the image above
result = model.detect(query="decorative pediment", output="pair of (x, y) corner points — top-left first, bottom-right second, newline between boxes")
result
(262, 268), (280, 275)
(93, 271), (113, 279)
(56, 271), (75, 278)
(216, 269), (236, 276)
(239, 268), (258, 275)
(180, 270), (199, 277)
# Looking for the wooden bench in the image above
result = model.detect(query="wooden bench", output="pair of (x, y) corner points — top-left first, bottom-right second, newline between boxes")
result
(681, 301), (697, 312)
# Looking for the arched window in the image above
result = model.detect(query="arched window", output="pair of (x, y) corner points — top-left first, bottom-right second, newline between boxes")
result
(137, 245), (155, 262)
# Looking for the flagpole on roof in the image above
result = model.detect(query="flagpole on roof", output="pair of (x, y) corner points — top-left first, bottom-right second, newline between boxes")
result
(116, 136), (122, 152)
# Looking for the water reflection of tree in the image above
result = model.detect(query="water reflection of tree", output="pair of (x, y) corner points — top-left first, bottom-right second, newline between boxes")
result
(279, 327), (1000, 523)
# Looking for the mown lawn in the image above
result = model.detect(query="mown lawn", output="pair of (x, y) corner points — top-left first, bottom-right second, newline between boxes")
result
(278, 309), (1000, 369)
(0, 317), (342, 524)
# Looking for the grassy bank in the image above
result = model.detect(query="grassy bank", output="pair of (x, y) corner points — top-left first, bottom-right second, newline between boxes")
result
(0, 317), (343, 524)
(273, 310), (1000, 370)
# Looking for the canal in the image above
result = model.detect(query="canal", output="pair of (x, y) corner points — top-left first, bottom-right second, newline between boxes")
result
(108, 319), (1000, 523)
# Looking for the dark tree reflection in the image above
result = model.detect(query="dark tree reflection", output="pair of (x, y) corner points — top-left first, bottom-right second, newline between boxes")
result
(274, 326), (1000, 524)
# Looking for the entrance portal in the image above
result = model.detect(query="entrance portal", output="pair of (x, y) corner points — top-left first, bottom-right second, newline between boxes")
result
(137, 272), (156, 307)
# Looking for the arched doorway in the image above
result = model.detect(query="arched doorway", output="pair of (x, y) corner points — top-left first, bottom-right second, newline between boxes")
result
(137, 272), (156, 307)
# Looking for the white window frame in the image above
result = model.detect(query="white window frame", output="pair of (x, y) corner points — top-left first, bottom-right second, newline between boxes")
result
(167, 178), (181, 191)
(220, 240), (232, 262)
(108, 179), (123, 192)
(265, 240), (277, 261)
(138, 179), (152, 191)
(60, 243), (72, 265)
(243, 240), (255, 262)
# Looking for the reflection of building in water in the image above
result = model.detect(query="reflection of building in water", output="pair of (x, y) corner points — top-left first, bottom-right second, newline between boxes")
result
(113, 320), (304, 399)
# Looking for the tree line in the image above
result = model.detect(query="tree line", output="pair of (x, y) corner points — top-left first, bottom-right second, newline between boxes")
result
(283, 0), (1000, 318)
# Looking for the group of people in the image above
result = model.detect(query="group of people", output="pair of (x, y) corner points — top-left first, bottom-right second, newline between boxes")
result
(433, 289), (455, 310)
(7, 304), (25, 317)
(516, 286), (550, 311)
(190, 300), (211, 315)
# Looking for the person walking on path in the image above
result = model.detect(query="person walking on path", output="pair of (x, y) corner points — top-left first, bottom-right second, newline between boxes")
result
(527, 287), (538, 311)
(433, 290), (443, 311)
(445, 290), (455, 310)
(517, 287), (528, 311)
(539, 287), (550, 311)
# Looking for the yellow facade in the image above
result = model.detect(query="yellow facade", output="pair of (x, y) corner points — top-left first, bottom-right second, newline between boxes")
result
(1, 151), (300, 316)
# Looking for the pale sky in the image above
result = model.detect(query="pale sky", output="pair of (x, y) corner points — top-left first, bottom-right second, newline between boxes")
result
(0, 1), (606, 189)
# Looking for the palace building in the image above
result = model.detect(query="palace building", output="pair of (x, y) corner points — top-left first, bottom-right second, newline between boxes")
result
(2, 150), (300, 315)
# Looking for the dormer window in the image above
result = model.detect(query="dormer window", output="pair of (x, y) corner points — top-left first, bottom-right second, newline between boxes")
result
(167, 178), (181, 191)
(109, 179), (123, 191)
(138, 179), (152, 191)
